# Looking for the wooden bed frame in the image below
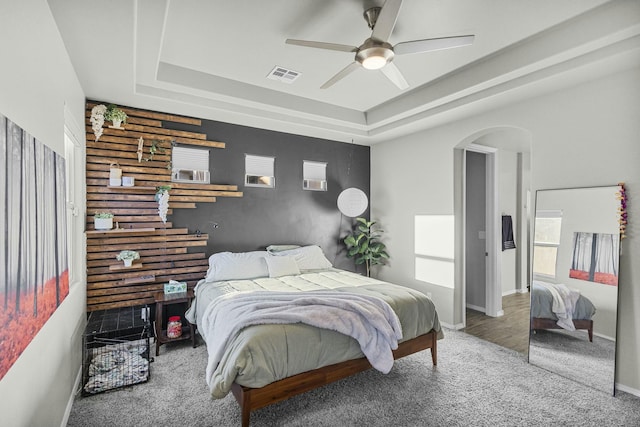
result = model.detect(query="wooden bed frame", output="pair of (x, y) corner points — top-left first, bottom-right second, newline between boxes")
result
(531, 317), (593, 342)
(230, 329), (438, 427)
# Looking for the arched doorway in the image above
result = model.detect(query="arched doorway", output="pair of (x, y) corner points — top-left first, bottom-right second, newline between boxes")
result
(454, 126), (532, 352)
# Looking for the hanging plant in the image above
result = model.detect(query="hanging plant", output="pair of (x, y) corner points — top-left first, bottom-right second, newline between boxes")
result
(143, 139), (166, 162)
(155, 185), (171, 223)
(90, 104), (107, 141)
(343, 217), (389, 277)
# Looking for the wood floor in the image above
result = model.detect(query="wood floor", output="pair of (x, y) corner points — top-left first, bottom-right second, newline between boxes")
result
(462, 292), (531, 354)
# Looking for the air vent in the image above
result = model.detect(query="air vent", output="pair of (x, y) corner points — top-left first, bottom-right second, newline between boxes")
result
(267, 66), (301, 84)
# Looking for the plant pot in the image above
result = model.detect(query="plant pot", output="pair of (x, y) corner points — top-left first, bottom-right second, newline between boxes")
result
(123, 259), (133, 267)
(110, 118), (124, 129)
(94, 217), (113, 230)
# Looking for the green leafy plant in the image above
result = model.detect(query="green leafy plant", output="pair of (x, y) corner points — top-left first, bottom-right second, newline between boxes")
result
(144, 139), (166, 162)
(116, 250), (140, 261)
(94, 212), (114, 219)
(104, 104), (127, 124)
(343, 217), (389, 277)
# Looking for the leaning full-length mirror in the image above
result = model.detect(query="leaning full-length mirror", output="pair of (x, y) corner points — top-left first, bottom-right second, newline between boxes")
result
(529, 186), (621, 395)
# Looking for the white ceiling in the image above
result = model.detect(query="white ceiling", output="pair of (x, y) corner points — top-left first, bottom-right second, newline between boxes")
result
(48, 0), (640, 145)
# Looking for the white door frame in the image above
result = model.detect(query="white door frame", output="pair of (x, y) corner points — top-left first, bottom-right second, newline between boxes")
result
(464, 143), (503, 320)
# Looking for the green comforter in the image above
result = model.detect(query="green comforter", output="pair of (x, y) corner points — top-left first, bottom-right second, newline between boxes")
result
(185, 269), (442, 398)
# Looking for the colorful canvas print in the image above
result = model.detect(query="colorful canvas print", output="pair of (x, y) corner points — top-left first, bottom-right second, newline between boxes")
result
(569, 231), (619, 286)
(0, 113), (69, 380)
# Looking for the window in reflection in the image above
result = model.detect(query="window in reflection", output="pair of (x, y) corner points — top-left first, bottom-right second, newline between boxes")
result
(533, 210), (562, 278)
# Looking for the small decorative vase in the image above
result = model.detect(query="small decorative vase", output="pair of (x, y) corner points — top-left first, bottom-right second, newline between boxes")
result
(94, 217), (113, 230)
(110, 118), (123, 129)
(123, 259), (133, 267)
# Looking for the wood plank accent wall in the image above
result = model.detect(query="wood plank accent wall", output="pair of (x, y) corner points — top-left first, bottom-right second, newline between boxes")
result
(85, 101), (243, 311)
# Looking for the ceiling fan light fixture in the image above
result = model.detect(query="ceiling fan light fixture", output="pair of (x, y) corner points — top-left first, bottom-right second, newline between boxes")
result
(362, 55), (387, 70)
(356, 40), (394, 70)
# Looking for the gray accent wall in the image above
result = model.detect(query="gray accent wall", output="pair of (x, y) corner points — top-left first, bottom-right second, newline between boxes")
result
(164, 119), (370, 271)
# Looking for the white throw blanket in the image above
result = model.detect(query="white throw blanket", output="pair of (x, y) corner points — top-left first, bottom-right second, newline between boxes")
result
(536, 281), (580, 331)
(200, 290), (403, 390)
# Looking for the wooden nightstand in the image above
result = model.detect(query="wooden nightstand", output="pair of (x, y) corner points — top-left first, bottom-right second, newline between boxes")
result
(154, 290), (196, 356)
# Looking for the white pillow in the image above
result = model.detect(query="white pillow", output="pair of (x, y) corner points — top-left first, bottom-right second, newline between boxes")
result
(272, 245), (333, 270)
(205, 251), (269, 282)
(266, 244), (301, 254)
(264, 256), (301, 278)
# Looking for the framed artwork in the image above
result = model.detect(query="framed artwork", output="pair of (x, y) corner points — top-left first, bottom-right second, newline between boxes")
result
(0, 112), (69, 380)
(569, 231), (619, 286)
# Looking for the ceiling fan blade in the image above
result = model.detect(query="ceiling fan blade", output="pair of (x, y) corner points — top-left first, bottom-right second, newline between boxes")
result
(380, 62), (408, 90)
(371, 0), (403, 42)
(286, 39), (358, 53)
(321, 62), (361, 89)
(394, 35), (475, 56)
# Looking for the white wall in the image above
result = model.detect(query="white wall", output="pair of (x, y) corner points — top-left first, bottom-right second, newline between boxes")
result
(0, 1), (86, 426)
(371, 66), (640, 393)
(499, 149), (519, 295)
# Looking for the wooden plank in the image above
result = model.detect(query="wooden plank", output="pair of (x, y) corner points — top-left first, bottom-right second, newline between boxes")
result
(167, 195), (216, 203)
(169, 182), (238, 191)
(87, 297), (156, 312)
(173, 138), (225, 149)
(175, 189), (240, 198)
(85, 111), (163, 128)
(87, 233), (207, 246)
(86, 239), (206, 253)
(85, 228), (155, 236)
(87, 124), (207, 141)
(86, 147), (171, 163)
(88, 201), (164, 209)
(168, 202), (197, 209)
(122, 275), (156, 285)
(88, 265), (208, 283)
(87, 252), (205, 268)
(87, 247), (188, 261)
(87, 284), (165, 298)
(86, 157), (169, 173)
(87, 292), (157, 306)
(109, 263), (143, 271)
(87, 101), (202, 126)
(86, 170), (171, 182)
(91, 259), (208, 275)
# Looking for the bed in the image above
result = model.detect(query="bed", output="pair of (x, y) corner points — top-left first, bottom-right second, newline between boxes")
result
(185, 245), (442, 426)
(530, 280), (596, 341)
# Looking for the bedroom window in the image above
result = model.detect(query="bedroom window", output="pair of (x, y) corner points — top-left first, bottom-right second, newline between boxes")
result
(302, 160), (327, 191)
(533, 210), (563, 278)
(172, 146), (210, 183)
(245, 154), (275, 188)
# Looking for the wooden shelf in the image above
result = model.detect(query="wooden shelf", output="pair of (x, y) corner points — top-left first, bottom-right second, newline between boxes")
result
(86, 227), (155, 235)
(109, 263), (143, 271)
(108, 185), (157, 190)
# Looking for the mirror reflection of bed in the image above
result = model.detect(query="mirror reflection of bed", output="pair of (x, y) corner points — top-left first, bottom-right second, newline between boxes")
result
(529, 186), (621, 395)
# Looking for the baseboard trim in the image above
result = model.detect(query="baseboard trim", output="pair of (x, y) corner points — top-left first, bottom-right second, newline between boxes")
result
(441, 322), (465, 330)
(60, 365), (82, 427)
(615, 382), (640, 398)
(466, 303), (486, 313)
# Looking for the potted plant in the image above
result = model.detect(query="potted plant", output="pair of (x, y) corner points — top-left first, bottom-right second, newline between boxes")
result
(105, 104), (127, 129)
(94, 212), (114, 230)
(155, 185), (171, 223)
(343, 217), (389, 277)
(116, 250), (140, 267)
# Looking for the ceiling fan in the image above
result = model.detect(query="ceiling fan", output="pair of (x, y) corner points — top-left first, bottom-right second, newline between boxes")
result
(285, 0), (474, 90)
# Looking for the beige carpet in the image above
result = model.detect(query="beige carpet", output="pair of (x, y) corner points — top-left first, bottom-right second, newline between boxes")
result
(67, 328), (640, 427)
